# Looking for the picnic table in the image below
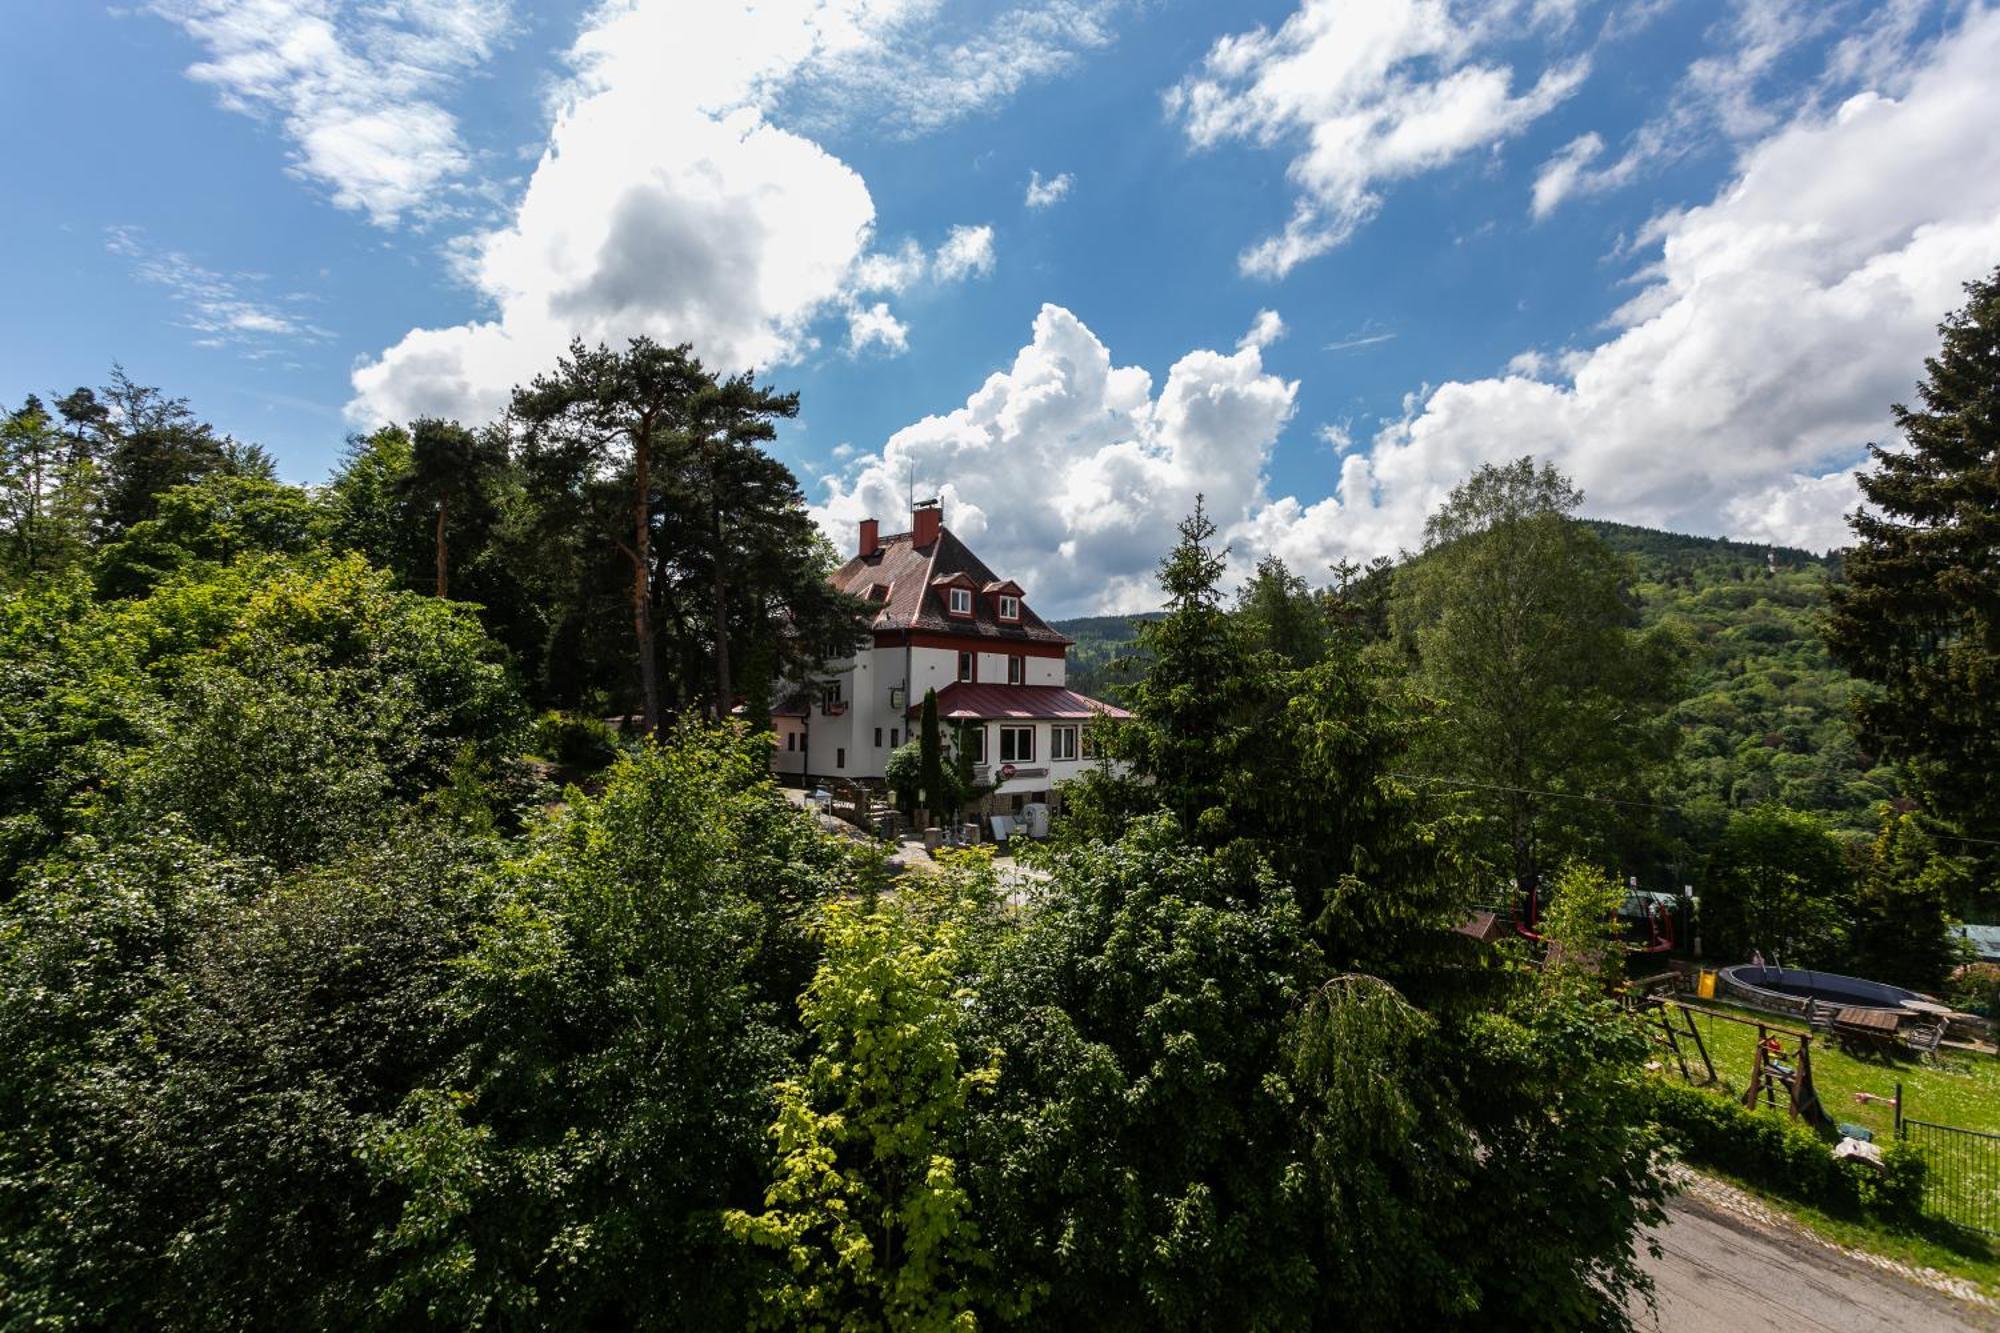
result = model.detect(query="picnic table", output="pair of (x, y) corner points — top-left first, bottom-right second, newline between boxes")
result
(1830, 1006), (1904, 1056)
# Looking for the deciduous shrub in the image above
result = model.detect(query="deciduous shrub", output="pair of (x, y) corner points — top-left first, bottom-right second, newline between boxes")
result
(531, 709), (620, 769)
(1649, 1082), (1927, 1224)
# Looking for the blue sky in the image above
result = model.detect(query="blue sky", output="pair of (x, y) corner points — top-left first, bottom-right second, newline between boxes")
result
(5, 1), (1997, 613)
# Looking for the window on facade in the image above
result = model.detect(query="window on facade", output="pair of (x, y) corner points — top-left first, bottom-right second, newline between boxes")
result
(836, 747), (845, 769)
(1080, 725), (1095, 759)
(890, 728), (900, 747)
(820, 681), (843, 707)
(958, 651), (975, 682)
(998, 594), (1020, 620)
(949, 587), (972, 615)
(873, 727), (882, 747)
(962, 726), (986, 764)
(1007, 654), (1026, 685)
(786, 733), (796, 751)
(999, 726), (1035, 763)
(1051, 725), (1078, 761)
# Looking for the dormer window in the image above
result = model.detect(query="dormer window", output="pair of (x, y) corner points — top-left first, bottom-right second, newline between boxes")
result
(997, 594), (1021, 621)
(949, 587), (973, 616)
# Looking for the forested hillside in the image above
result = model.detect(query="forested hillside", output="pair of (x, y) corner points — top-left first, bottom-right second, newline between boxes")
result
(1057, 521), (1899, 854)
(1589, 522), (1899, 842)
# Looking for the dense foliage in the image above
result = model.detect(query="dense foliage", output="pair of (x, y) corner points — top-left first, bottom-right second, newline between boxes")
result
(4, 271), (1993, 1327)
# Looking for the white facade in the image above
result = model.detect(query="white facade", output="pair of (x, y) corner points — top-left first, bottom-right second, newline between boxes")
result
(791, 642), (1070, 788)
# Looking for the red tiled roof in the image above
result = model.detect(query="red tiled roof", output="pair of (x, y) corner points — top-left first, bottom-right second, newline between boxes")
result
(830, 525), (1071, 646)
(910, 682), (1130, 721)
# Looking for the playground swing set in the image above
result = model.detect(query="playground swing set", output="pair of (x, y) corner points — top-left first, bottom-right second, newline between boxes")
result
(1638, 994), (1832, 1129)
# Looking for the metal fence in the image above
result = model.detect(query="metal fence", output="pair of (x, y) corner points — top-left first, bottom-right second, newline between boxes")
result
(1901, 1117), (2000, 1236)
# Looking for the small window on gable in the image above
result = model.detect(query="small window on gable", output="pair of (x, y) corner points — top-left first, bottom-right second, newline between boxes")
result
(958, 651), (975, 683)
(998, 594), (1020, 621)
(1007, 654), (1025, 685)
(949, 587), (973, 616)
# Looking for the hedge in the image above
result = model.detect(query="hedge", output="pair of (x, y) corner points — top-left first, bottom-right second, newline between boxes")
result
(1650, 1081), (1926, 1224)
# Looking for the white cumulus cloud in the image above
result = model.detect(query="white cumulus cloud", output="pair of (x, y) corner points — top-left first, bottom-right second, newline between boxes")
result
(814, 304), (1298, 613)
(1024, 169), (1073, 208)
(145, 0), (513, 227)
(1238, 308), (1286, 351)
(1256, 7), (2000, 566)
(933, 224), (997, 282)
(1168, 0), (1588, 277)
(348, 2), (1036, 424)
(821, 8), (2000, 612)
(846, 302), (910, 354)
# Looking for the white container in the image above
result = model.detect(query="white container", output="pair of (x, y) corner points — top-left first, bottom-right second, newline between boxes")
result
(1021, 802), (1050, 838)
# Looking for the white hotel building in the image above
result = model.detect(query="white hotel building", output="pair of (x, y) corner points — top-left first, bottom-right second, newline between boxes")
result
(772, 500), (1129, 813)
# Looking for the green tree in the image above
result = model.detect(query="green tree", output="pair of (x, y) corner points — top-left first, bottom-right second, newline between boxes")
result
(1392, 458), (1683, 897)
(1043, 501), (1666, 1328)
(1850, 813), (1963, 992)
(1538, 860), (1629, 992)
(363, 728), (847, 1328)
(1098, 498), (1264, 841)
(323, 426), (427, 581)
(1827, 269), (2000, 853)
(513, 338), (707, 732)
(398, 417), (508, 599)
(96, 369), (234, 534)
(728, 870), (1000, 1330)
(920, 687), (946, 823)
(0, 824), (498, 1330)
(964, 820), (1320, 1328)
(1697, 806), (1852, 967)
(0, 554), (519, 885)
(94, 473), (321, 597)
(677, 372), (801, 715)
(1235, 552), (1326, 667)
(1, 397), (64, 576)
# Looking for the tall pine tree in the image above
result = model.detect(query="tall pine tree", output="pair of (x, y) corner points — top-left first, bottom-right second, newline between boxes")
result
(1828, 269), (2000, 854)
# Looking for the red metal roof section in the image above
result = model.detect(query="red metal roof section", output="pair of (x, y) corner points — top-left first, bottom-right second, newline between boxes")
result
(829, 524), (1072, 646)
(910, 682), (1131, 721)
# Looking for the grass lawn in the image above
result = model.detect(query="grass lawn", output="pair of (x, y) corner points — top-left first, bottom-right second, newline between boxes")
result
(1656, 999), (2000, 1138)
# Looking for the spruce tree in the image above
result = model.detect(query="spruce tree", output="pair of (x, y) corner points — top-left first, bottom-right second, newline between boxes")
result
(1828, 268), (2000, 847)
(1115, 497), (1262, 839)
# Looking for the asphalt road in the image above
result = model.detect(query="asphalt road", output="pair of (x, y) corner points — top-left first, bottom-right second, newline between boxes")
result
(1635, 1197), (1998, 1332)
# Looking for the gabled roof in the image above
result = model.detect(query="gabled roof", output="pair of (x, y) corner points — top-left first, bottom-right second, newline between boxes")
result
(911, 682), (1130, 721)
(830, 524), (1071, 645)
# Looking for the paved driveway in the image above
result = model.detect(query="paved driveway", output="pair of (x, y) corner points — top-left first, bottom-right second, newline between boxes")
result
(1636, 1194), (1997, 1332)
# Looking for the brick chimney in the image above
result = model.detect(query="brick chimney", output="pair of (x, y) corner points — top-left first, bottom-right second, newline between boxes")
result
(858, 518), (880, 558)
(912, 499), (942, 548)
